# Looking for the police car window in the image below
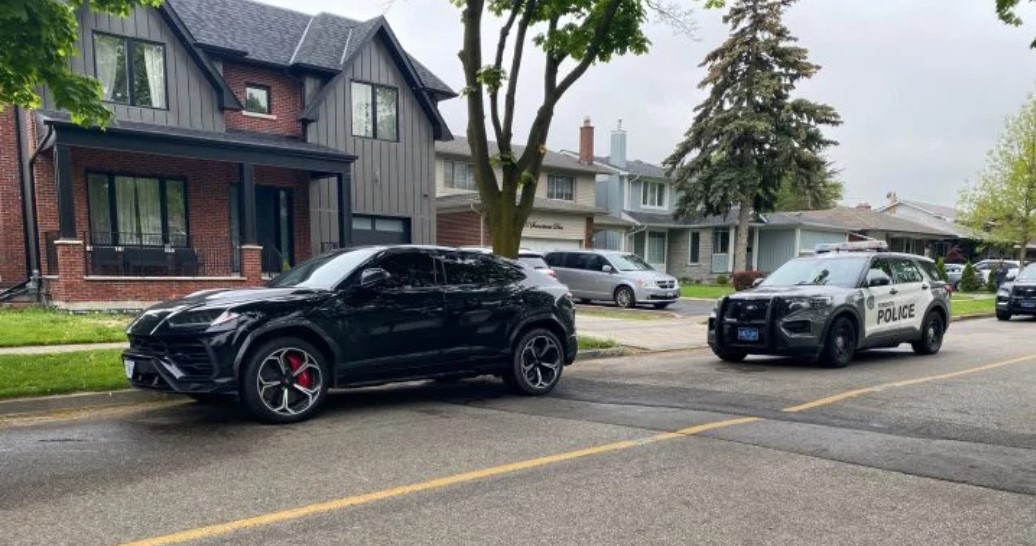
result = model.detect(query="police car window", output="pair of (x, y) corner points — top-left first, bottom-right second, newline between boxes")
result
(891, 259), (924, 284)
(865, 259), (894, 285)
(761, 256), (868, 288)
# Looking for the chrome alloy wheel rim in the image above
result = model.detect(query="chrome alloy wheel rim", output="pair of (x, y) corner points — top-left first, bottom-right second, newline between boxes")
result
(617, 289), (632, 307)
(256, 348), (323, 416)
(520, 335), (561, 390)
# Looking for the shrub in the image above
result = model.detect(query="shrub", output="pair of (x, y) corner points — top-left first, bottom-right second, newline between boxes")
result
(935, 257), (948, 282)
(732, 271), (765, 292)
(986, 267), (999, 293)
(958, 261), (982, 292)
(715, 274), (729, 286)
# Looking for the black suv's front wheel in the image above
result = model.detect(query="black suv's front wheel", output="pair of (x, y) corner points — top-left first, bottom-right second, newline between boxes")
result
(504, 329), (564, 395)
(240, 337), (330, 424)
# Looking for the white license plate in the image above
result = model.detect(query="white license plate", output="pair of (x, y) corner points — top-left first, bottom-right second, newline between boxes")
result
(124, 359), (135, 379)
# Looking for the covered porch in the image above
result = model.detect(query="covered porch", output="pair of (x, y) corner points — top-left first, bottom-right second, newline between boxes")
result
(34, 113), (355, 309)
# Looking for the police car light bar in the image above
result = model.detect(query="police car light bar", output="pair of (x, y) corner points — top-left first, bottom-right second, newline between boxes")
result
(814, 241), (889, 254)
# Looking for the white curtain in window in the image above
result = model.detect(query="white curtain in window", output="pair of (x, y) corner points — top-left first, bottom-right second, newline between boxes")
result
(115, 176), (138, 244)
(141, 44), (165, 108)
(95, 36), (120, 100)
(136, 178), (162, 245)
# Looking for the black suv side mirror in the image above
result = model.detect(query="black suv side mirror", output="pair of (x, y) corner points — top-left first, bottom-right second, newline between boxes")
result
(359, 267), (391, 289)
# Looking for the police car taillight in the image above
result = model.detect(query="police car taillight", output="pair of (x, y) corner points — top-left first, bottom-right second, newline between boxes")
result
(815, 241), (889, 254)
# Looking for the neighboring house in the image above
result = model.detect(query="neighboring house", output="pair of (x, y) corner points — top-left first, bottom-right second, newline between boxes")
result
(794, 205), (962, 256)
(0, 0), (454, 308)
(873, 195), (997, 259)
(565, 122), (848, 281)
(434, 133), (609, 252)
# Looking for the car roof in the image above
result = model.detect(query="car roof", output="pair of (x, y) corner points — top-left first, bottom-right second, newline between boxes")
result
(807, 251), (933, 263)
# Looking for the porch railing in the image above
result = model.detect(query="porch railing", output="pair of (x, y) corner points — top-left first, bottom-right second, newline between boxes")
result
(84, 232), (237, 277)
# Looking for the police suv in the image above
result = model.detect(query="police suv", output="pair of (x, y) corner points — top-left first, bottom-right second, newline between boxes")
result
(708, 241), (951, 367)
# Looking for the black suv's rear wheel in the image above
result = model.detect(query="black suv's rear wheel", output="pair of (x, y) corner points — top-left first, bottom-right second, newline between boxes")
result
(240, 337), (330, 424)
(912, 312), (944, 355)
(821, 316), (856, 368)
(996, 310), (1012, 321)
(504, 328), (564, 395)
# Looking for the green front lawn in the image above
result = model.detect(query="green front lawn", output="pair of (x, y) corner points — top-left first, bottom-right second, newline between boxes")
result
(578, 336), (619, 350)
(680, 284), (734, 299)
(0, 349), (127, 400)
(0, 308), (131, 347)
(952, 294), (995, 317)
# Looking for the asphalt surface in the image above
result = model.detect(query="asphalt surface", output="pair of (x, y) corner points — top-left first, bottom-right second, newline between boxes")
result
(580, 297), (715, 316)
(3, 318), (1036, 545)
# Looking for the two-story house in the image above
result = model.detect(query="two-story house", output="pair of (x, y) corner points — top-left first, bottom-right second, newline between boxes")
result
(572, 121), (852, 281)
(434, 131), (608, 252)
(0, 0), (454, 309)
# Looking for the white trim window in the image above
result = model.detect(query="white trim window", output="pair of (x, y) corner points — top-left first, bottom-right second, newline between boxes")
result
(547, 174), (574, 201)
(444, 160), (476, 190)
(641, 180), (666, 209)
(713, 229), (731, 254)
(688, 231), (701, 264)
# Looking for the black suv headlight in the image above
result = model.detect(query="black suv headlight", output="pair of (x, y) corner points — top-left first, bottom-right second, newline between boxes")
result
(786, 296), (834, 313)
(167, 309), (240, 329)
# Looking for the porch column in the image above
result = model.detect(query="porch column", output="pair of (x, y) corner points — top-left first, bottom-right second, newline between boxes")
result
(336, 169), (352, 248)
(727, 226), (735, 273)
(238, 163), (257, 245)
(54, 144), (76, 239)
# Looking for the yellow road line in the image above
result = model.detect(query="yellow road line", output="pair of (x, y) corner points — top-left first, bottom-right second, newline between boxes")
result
(118, 416), (758, 546)
(118, 353), (1036, 546)
(784, 353), (1036, 413)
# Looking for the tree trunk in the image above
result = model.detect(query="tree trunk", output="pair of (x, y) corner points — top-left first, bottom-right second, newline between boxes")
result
(733, 200), (752, 272)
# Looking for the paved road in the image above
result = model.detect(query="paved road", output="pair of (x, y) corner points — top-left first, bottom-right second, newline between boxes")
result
(579, 297), (715, 316)
(3, 318), (1036, 545)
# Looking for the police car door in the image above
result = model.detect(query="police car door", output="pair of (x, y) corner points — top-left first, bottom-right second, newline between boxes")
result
(863, 258), (897, 339)
(888, 257), (928, 334)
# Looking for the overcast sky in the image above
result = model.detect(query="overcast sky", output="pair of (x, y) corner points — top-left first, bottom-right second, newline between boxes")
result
(264, 0), (1036, 208)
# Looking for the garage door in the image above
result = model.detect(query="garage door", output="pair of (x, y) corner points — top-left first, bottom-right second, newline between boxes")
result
(519, 238), (582, 253)
(352, 215), (411, 245)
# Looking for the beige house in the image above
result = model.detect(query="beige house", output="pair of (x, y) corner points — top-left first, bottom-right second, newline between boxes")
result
(434, 137), (608, 251)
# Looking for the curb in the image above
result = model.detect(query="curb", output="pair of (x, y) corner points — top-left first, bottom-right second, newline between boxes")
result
(0, 389), (177, 418)
(0, 342), (128, 356)
(953, 313), (995, 322)
(577, 347), (631, 361)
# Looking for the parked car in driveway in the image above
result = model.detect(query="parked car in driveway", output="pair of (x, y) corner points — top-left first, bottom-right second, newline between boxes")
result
(974, 259), (1020, 285)
(544, 250), (680, 309)
(122, 246), (578, 423)
(945, 263), (964, 287)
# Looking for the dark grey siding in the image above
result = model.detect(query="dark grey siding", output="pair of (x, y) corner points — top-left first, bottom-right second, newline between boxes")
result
(305, 36), (436, 245)
(43, 7), (224, 131)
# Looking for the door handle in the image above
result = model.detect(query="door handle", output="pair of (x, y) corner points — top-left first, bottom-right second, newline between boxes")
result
(889, 288), (899, 295)
(921, 284), (929, 290)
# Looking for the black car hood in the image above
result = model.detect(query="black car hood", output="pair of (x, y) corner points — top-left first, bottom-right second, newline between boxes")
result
(728, 285), (851, 299)
(1001, 279), (1036, 291)
(128, 287), (326, 335)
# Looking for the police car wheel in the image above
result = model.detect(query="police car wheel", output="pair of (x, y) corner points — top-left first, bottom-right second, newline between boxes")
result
(821, 317), (856, 368)
(712, 347), (747, 363)
(912, 312), (945, 355)
(996, 310), (1012, 321)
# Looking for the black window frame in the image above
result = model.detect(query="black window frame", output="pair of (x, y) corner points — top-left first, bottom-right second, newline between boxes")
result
(243, 83), (272, 114)
(689, 231), (701, 264)
(350, 80), (399, 142)
(92, 31), (169, 110)
(85, 171), (189, 247)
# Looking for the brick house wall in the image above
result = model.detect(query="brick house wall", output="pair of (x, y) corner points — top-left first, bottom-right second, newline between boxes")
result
(437, 211), (488, 248)
(0, 109), (27, 287)
(222, 62), (303, 137)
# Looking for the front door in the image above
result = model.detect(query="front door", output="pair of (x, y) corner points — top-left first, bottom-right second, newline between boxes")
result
(863, 258), (898, 340)
(256, 186), (293, 274)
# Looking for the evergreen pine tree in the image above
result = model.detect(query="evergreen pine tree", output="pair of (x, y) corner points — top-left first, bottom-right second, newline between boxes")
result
(665, 0), (841, 271)
(959, 261), (981, 292)
(935, 257), (948, 282)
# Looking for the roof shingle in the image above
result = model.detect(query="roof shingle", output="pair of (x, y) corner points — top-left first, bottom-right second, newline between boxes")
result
(437, 137), (610, 175)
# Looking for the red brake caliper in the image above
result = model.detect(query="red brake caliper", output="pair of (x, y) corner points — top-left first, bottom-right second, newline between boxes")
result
(286, 352), (312, 389)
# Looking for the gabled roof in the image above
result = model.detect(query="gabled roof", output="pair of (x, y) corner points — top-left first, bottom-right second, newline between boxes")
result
(593, 156), (668, 179)
(437, 138), (611, 175)
(626, 208), (849, 231)
(876, 199), (959, 221)
(167, 0), (455, 97)
(785, 206), (958, 237)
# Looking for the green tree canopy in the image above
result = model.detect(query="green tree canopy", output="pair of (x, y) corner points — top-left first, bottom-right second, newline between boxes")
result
(664, 0), (840, 271)
(455, 0), (692, 257)
(0, 0), (162, 127)
(774, 159), (844, 211)
(996, 0), (1036, 47)
(959, 92), (1036, 263)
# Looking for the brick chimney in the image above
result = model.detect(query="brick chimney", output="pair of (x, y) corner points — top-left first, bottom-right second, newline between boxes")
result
(579, 117), (594, 164)
(856, 202), (872, 210)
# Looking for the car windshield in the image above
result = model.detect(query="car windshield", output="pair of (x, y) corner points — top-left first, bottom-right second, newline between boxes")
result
(608, 253), (655, 271)
(267, 247), (382, 290)
(519, 256), (549, 269)
(1018, 264), (1036, 281)
(761, 256), (869, 288)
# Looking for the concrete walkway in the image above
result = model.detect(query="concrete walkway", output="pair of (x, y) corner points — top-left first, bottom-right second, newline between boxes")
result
(0, 342), (128, 355)
(576, 314), (709, 351)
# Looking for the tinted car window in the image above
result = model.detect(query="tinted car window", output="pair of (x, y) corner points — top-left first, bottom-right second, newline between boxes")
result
(917, 259), (940, 281)
(891, 258), (924, 284)
(374, 251), (439, 289)
(569, 253), (606, 271)
(518, 256), (549, 269)
(544, 252), (566, 268)
(762, 256), (869, 288)
(441, 252), (525, 285)
(268, 247), (382, 289)
(865, 258), (894, 286)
